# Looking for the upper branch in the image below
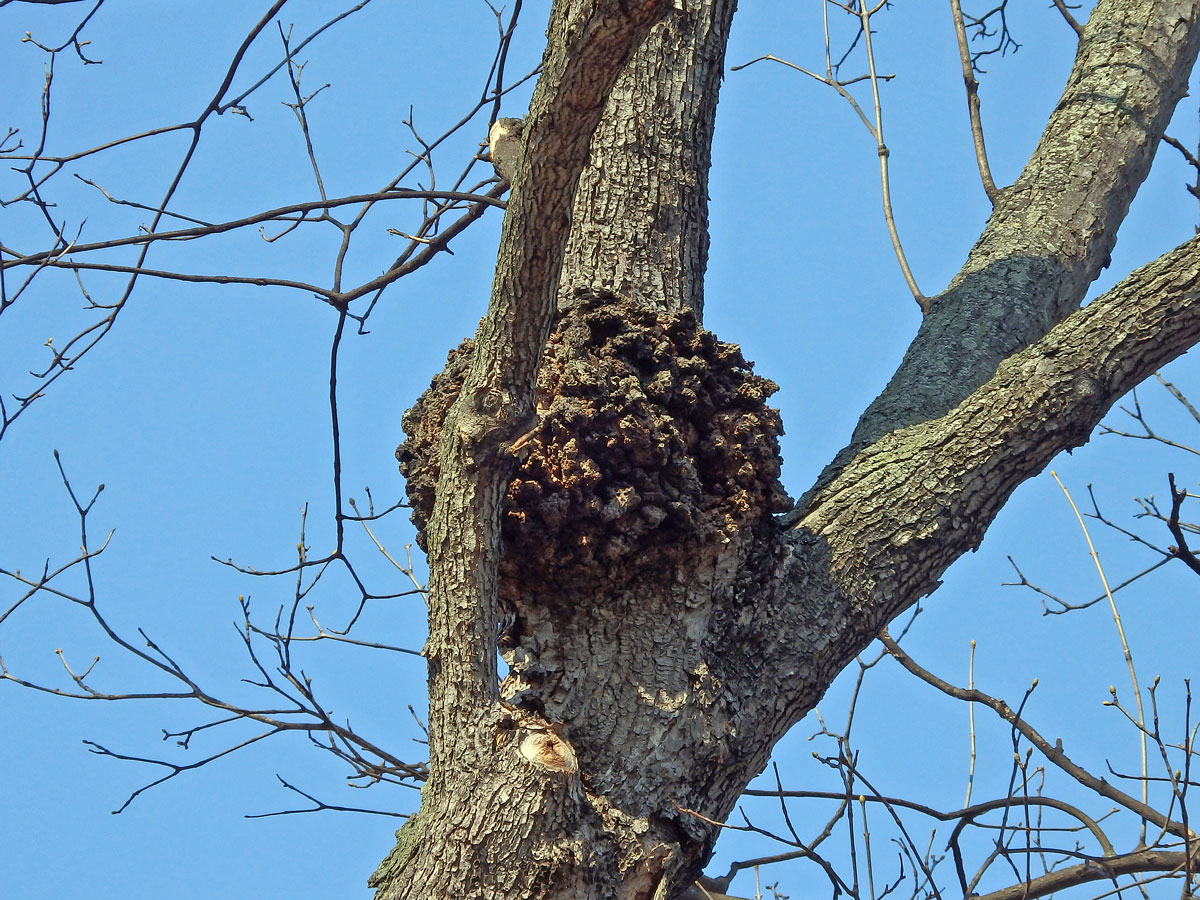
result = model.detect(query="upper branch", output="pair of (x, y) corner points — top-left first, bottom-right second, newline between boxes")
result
(809, 0), (1200, 497)
(811, 232), (1200, 620)
(756, 233), (1200, 747)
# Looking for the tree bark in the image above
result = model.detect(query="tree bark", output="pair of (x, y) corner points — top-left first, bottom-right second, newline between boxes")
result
(557, 0), (738, 317)
(371, 1), (672, 897)
(376, 2), (1200, 899)
(809, 0), (1200, 498)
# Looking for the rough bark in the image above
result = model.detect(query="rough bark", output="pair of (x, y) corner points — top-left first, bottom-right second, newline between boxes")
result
(808, 0), (1200, 501)
(729, 234), (1200, 800)
(371, 1), (672, 897)
(379, 2), (1200, 899)
(557, 0), (738, 316)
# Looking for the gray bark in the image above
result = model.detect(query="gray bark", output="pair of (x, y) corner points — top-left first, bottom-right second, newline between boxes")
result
(556, 0), (738, 317)
(374, 1), (1200, 898)
(371, 0), (673, 896)
(807, 1), (1200, 500)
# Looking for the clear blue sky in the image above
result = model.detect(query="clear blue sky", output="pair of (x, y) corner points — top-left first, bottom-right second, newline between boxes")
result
(2, 1), (1197, 897)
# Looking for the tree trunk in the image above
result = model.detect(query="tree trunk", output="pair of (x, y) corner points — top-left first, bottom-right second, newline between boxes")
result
(556, 0), (738, 316)
(373, 1), (1200, 898)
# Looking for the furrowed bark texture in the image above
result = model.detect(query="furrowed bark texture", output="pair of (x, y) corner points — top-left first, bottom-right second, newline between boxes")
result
(385, 2), (1200, 899)
(556, 0), (738, 316)
(808, 0), (1200, 500)
(372, 1), (670, 898)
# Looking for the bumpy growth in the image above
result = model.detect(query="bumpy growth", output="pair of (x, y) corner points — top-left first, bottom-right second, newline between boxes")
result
(398, 291), (790, 596)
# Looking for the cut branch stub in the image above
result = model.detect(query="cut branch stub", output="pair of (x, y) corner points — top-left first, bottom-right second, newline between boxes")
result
(399, 289), (791, 590)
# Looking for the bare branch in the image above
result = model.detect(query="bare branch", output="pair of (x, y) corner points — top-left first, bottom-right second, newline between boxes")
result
(1050, 0), (1085, 38)
(1167, 473), (1200, 576)
(948, 0), (999, 203)
(958, 0), (1021, 71)
(731, 12), (926, 313)
(879, 632), (1190, 843)
(1, 454), (429, 809)
(0, 190), (505, 270)
(973, 847), (1191, 900)
(244, 776), (409, 819)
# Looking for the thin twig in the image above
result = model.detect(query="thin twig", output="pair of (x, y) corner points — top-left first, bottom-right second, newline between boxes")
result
(948, 0), (999, 203)
(1050, 0), (1084, 38)
(1051, 471), (1150, 841)
(851, 2), (925, 311)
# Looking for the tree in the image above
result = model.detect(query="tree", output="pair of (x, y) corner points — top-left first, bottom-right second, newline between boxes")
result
(3, 1), (1199, 899)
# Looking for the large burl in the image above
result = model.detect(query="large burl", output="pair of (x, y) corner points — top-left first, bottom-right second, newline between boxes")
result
(398, 291), (791, 605)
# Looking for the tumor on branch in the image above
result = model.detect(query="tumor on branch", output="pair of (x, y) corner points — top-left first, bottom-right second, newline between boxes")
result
(398, 291), (790, 598)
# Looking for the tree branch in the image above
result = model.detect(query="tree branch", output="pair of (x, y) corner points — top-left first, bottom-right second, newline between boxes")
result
(748, 234), (1200, 796)
(0, 190), (505, 270)
(878, 633), (1190, 843)
(1166, 472), (1200, 576)
(948, 0), (999, 203)
(1050, 0), (1085, 38)
(973, 847), (1190, 900)
(809, 0), (1200, 499)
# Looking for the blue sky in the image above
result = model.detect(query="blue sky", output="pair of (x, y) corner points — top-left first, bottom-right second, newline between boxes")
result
(2, 2), (1198, 897)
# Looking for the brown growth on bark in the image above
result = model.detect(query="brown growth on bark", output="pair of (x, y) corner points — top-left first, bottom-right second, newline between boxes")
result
(398, 289), (791, 593)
